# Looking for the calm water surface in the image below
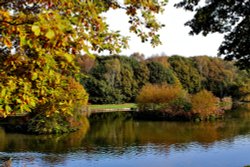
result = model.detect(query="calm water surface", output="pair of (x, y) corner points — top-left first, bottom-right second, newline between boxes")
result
(1, 104), (250, 167)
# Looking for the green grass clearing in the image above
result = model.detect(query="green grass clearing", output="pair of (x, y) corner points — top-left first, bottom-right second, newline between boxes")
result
(89, 103), (137, 110)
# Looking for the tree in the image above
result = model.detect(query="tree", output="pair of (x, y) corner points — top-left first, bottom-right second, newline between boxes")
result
(84, 55), (148, 103)
(193, 56), (238, 98)
(83, 56), (125, 104)
(147, 55), (170, 68)
(130, 52), (145, 62)
(191, 90), (219, 118)
(146, 61), (176, 84)
(175, 0), (250, 70)
(83, 76), (124, 104)
(168, 56), (202, 93)
(229, 71), (250, 101)
(0, 0), (167, 133)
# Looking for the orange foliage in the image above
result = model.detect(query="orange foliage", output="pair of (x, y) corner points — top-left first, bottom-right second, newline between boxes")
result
(136, 83), (188, 110)
(191, 90), (219, 117)
(146, 55), (170, 68)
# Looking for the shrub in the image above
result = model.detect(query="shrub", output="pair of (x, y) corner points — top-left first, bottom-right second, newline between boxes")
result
(169, 97), (192, 112)
(136, 83), (190, 111)
(191, 90), (219, 118)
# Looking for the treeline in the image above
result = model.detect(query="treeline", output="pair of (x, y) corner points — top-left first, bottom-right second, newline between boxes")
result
(78, 53), (250, 104)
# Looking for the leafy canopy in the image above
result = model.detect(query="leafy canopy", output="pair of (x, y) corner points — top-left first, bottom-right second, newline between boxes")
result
(0, 0), (168, 133)
(175, 0), (250, 70)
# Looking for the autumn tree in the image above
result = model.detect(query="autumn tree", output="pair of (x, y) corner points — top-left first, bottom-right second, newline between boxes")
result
(147, 55), (170, 68)
(136, 83), (190, 112)
(175, 0), (250, 70)
(193, 56), (239, 98)
(191, 90), (220, 119)
(0, 0), (167, 133)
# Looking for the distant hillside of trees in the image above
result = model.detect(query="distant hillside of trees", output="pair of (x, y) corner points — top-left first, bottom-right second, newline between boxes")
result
(78, 53), (250, 104)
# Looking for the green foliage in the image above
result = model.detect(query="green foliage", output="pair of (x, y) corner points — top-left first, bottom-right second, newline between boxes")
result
(119, 56), (149, 101)
(83, 76), (124, 104)
(83, 55), (150, 104)
(193, 56), (239, 98)
(175, 0), (250, 70)
(229, 70), (250, 101)
(168, 55), (202, 93)
(119, 64), (138, 102)
(121, 56), (149, 89)
(146, 61), (175, 84)
(82, 54), (248, 105)
(83, 56), (124, 104)
(237, 80), (250, 102)
(169, 97), (192, 112)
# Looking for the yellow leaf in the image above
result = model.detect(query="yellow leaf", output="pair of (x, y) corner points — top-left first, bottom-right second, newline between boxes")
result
(31, 25), (41, 36)
(30, 100), (36, 107)
(45, 29), (55, 39)
(5, 105), (12, 113)
(64, 53), (73, 62)
(1, 89), (6, 97)
(31, 72), (38, 80)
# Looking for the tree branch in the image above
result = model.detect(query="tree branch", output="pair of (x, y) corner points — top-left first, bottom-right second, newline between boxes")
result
(0, 19), (34, 26)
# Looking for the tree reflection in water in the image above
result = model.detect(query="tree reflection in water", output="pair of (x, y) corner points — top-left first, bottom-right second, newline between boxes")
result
(0, 104), (250, 166)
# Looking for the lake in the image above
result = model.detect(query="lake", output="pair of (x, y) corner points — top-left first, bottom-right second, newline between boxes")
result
(1, 104), (250, 167)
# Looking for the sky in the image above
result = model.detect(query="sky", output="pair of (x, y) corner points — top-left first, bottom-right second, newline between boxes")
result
(104, 0), (224, 58)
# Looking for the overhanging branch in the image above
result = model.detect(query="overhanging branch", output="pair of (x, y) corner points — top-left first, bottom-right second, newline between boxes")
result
(0, 19), (34, 26)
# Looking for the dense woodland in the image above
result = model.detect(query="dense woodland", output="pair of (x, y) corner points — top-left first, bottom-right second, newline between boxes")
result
(79, 54), (250, 105)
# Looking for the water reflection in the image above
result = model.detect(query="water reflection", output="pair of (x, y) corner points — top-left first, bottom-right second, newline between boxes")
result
(0, 118), (89, 153)
(0, 104), (250, 167)
(86, 105), (250, 148)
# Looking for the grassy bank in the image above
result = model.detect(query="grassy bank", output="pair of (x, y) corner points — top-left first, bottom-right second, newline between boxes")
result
(89, 103), (137, 110)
